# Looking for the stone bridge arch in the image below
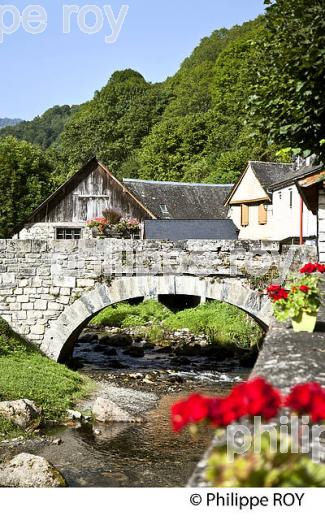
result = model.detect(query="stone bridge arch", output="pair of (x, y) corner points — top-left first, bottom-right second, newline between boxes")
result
(41, 275), (272, 362)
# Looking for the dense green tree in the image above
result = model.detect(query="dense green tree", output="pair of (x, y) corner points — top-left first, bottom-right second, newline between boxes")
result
(250, 0), (325, 161)
(55, 70), (170, 179)
(137, 17), (276, 184)
(0, 106), (77, 149)
(0, 137), (54, 237)
(138, 113), (211, 182)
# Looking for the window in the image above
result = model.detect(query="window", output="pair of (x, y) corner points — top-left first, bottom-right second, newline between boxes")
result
(289, 189), (293, 209)
(258, 203), (268, 225)
(56, 228), (82, 240)
(241, 204), (249, 226)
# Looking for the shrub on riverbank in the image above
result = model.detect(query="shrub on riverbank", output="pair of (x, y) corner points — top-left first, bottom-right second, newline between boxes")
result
(163, 302), (263, 349)
(92, 300), (263, 350)
(0, 319), (90, 438)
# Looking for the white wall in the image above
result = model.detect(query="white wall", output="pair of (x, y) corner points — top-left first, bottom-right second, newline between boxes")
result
(229, 185), (317, 241)
(272, 185), (317, 241)
(231, 165), (267, 203)
(318, 189), (325, 261)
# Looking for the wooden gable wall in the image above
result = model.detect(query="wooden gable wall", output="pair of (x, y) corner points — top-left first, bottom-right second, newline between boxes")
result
(30, 162), (151, 224)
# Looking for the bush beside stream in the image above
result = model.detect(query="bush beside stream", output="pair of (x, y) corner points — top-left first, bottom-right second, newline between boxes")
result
(91, 300), (263, 350)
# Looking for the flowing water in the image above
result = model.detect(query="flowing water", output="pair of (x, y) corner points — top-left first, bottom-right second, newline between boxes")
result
(1, 336), (250, 487)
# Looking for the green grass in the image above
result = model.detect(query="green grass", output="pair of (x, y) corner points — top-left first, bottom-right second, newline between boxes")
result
(92, 299), (263, 350)
(0, 320), (92, 439)
(163, 301), (263, 349)
(91, 300), (172, 328)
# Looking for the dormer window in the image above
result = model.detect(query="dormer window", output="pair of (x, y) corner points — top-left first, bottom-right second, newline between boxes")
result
(160, 204), (170, 216)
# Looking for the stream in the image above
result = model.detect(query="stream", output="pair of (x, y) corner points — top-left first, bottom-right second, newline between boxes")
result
(1, 333), (251, 487)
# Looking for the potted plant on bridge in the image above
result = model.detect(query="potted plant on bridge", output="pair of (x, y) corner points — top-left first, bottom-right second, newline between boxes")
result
(266, 263), (325, 333)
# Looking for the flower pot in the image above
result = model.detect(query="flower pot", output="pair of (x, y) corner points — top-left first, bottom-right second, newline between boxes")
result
(291, 311), (317, 333)
(92, 228), (105, 239)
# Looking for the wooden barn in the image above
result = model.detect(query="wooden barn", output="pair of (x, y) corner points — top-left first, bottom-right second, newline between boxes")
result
(15, 157), (234, 240)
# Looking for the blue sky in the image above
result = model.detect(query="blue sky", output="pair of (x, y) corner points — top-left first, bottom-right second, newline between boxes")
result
(0, 0), (265, 120)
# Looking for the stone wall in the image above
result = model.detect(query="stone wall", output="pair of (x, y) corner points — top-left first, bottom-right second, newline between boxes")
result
(0, 239), (316, 360)
(13, 223), (92, 240)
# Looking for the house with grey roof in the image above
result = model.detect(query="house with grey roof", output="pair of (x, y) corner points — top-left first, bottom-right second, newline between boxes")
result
(225, 161), (317, 242)
(15, 157), (235, 241)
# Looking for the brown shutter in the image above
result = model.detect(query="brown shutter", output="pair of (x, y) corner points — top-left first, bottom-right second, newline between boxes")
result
(241, 204), (249, 226)
(258, 203), (268, 225)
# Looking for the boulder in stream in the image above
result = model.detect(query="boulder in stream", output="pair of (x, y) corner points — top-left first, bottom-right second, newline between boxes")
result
(92, 386), (159, 423)
(0, 453), (67, 487)
(0, 399), (42, 431)
(92, 397), (137, 423)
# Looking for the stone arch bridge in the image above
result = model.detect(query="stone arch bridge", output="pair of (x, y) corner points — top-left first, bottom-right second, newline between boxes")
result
(0, 239), (315, 362)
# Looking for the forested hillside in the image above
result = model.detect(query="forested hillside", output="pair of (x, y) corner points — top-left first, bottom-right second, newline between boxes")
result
(0, 105), (78, 149)
(0, 0), (323, 238)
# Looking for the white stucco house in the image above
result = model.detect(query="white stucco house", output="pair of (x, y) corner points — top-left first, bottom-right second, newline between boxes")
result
(225, 161), (318, 243)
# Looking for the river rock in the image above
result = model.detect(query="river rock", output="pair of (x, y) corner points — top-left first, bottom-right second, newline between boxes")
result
(78, 333), (98, 343)
(67, 409), (82, 420)
(0, 453), (67, 488)
(124, 346), (145, 358)
(156, 346), (173, 354)
(0, 399), (42, 431)
(142, 341), (155, 350)
(174, 343), (202, 357)
(93, 385), (159, 424)
(100, 334), (133, 347)
(92, 397), (137, 423)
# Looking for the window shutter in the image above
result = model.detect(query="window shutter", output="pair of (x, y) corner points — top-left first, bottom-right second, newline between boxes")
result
(241, 204), (249, 226)
(258, 203), (268, 225)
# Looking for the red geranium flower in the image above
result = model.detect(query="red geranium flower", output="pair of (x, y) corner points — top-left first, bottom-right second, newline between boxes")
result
(208, 378), (282, 426)
(299, 285), (310, 293)
(230, 378), (282, 421)
(208, 394), (247, 427)
(286, 382), (325, 422)
(300, 263), (325, 274)
(300, 263), (317, 274)
(267, 284), (289, 302)
(171, 394), (210, 432)
(316, 263), (325, 273)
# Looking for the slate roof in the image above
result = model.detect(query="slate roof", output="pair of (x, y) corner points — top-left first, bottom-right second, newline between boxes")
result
(250, 161), (294, 192)
(144, 219), (239, 240)
(269, 163), (324, 191)
(123, 179), (233, 219)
